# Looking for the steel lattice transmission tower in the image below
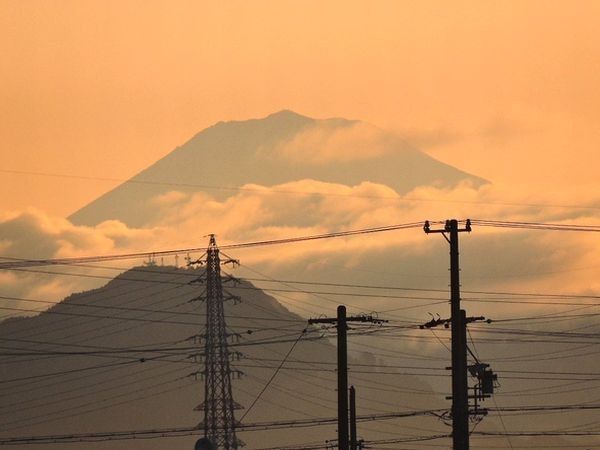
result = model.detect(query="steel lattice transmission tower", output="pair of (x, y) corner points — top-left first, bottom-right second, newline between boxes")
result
(189, 235), (243, 449)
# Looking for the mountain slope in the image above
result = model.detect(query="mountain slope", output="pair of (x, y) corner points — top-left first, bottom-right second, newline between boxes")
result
(0, 265), (446, 449)
(69, 110), (487, 227)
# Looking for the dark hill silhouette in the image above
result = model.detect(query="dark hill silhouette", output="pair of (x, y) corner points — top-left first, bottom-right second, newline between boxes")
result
(0, 265), (446, 449)
(69, 111), (487, 227)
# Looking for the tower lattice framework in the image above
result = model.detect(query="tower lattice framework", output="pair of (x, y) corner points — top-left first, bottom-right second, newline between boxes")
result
(191, 235), (243, 449)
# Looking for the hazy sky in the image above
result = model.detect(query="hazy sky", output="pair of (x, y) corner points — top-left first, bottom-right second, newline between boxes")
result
(2, 0), (600, 215)
(3, 5), (600, 445)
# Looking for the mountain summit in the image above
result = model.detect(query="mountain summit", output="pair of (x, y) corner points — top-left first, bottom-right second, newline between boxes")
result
(69, 111), (486, 227)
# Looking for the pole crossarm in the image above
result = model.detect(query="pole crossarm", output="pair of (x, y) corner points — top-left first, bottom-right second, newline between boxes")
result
(420, 315), (488, 329)
(308, 315), (386, 325)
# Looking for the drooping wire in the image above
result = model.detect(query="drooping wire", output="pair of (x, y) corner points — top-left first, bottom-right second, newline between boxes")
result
(239, 328), (307, 422)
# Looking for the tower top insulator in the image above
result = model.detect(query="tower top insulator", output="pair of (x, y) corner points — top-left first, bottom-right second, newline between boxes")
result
(208, 234), (217, 248)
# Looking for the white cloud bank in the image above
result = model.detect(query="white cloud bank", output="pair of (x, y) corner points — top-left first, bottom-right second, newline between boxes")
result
(1, 179), (599, 320)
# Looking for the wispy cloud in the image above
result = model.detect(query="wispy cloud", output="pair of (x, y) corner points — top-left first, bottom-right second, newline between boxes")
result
(265, 122), (404, 164)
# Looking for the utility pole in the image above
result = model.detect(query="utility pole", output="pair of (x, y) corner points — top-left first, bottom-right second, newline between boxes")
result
(349, 386), (357, 450)
(188, 235), (243, 449)
(424, 219), (471, 450)
(308, 305), (385, 450)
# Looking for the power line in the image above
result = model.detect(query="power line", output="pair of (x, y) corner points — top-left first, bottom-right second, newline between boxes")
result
(488, 404), (600, 414)
(197, 356), (600, 381)
(5, 168), (600, 212)
(0, 408), (447, 445)
(0, 364), (188, 419)
(0, 333), (326, 387)
(8, 284), (600, 325)
(244, 333), (442, 411)
(0, 294), (305, 324)
(5, 262), (600, 302)
(4, 255), (600, 306)
(0, 358), (185, 414)
(473, 431), (600, 437)
(0, 222), (424, 269)
(254, 433), (451, 450)
(471, 219), (600, 233)
(0, 296), (309, 339)
(0, 331), (323, 359)
(0, 359), (147, 385)
(0, 334), (326, 432)
(1, 219), (598, 273)
(1, 376), (193, 433)
(240, 329), (307, 422)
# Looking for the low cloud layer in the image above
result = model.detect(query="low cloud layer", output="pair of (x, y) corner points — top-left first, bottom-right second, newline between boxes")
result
(1, 179), (599, 323)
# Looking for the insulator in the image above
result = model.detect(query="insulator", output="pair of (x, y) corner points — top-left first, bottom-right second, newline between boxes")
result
(227, 332), (242, 343)
(186, 334), (204, 344)
(187, 353), (204, 363)
(188, 276), (206, 284)
(188, 371), (204, 381)
(224, 294), (242, 304)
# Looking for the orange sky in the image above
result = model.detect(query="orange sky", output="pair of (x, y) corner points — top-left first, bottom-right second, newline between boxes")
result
(1, 0), (600, 215)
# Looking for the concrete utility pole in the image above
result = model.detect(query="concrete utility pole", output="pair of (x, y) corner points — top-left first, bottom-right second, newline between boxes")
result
(349, 386), (357, 450)
(338, 307), (349, 450)
(424, 219), (471, 450)
(308, 306), (385, 450)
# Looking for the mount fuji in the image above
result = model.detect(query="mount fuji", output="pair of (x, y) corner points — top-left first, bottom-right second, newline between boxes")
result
(69, 110), (486, 227)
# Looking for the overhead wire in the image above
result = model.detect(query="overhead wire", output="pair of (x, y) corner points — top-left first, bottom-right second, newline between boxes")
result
(0, 221), (425, 269)
(471, 219), (600, 233)
(0, 330), (328, 432)
(239, 328), (308, 421)
(5, 260), (600, 301)
(3, 220), (600, 442)
(6, 167), (600, 213)
(0, 408), (449, 445)
(0, 363), (189, 419)
(1, 375), (194, 433)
